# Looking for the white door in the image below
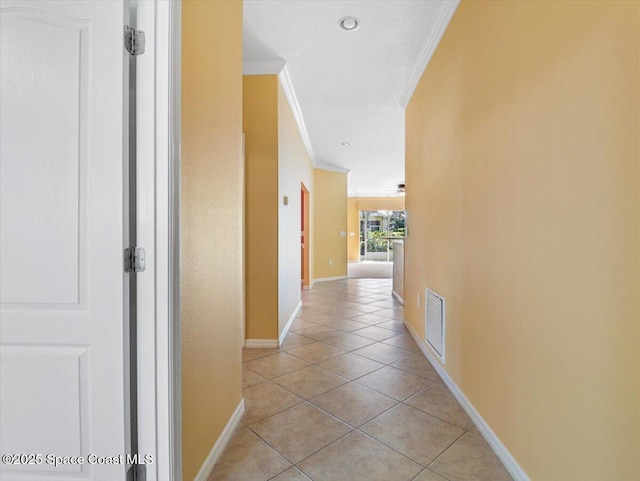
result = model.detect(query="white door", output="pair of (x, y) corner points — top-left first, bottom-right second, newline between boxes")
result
(1, 1), (129, 480)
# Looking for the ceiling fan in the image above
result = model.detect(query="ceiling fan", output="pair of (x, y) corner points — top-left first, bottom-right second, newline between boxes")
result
(383, 183), (406, 194)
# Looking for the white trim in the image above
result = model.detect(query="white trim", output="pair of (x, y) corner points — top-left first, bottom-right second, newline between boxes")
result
(168, 1), (182, 479)
(403, 321), (530, 481)
(245, 339), (279, 349)
(193, 399), (245, 481)
(277, 65), (316, 164)
(398, 0), (460, 108)
(311, 275), (348, 287)
(391, 290), (404, 305)
(243, 58), (286, 75)
(279, 300), (302, 346)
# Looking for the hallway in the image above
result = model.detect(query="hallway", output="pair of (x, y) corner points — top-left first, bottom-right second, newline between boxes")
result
(210, 279), (511, 481)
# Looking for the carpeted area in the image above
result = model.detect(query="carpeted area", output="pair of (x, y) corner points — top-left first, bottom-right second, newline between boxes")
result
(348, 261), (393, 279)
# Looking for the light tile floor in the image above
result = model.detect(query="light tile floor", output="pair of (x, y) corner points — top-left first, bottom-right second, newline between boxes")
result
(209, 278), (512, 481)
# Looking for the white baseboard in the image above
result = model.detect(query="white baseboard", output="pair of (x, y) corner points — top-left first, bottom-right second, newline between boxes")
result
(244, 339), (279, 349)
(403, 320), (530, 481)
(279, 300), (302, 346)
(311, 275), (347, 287)
(193, 398), (245, 481)
(392, 290), (404, 305)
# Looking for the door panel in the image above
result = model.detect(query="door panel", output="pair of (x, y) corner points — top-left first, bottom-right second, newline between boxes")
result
(0, 1), (127, 480)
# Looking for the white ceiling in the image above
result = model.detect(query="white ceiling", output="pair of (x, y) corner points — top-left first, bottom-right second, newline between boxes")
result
(243, 0), (458, 197)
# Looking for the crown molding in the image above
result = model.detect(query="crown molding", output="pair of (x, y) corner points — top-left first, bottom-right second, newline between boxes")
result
(278, 65), (316, 165)
(398, 0), (460, 108)
(243, 58), (286, 75)
(315, 163), (351, 175)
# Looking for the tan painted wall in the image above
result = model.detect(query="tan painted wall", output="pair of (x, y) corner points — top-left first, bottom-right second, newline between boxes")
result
(278, 82), (314, 335)
(243, 75), (279, 340)
(313, 169), (348, 280)
(181, 1), (243, 479)
(347, 196), (406, 261)
(404, 1), (639, 480)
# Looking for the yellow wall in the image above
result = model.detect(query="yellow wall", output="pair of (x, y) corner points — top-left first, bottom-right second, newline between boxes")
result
(181, 1), (243, 480)
(243, 75), (279, 340)
(347, 196), (406, 261)
(404, 1), (639, 480)
(278, 82), (314, 335)
(313, 169), (348, 280)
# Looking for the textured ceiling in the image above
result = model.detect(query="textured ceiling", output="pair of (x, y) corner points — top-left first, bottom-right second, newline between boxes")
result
(243, 0), (456, 196)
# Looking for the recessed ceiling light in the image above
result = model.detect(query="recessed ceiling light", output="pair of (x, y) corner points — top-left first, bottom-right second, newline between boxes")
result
(342, 141), (352, 147)
(338, 16), (360, 32)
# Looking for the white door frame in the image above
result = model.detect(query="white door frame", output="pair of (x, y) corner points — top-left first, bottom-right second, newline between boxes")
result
(135, 1), (181, 480)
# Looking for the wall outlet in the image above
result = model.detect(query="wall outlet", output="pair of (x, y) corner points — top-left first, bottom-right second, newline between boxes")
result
(417, 293), (421, 307)
(328, 259), (333, 265)
(339, 231), (346, 237)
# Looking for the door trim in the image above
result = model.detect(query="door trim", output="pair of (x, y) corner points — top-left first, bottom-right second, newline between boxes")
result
(168, 1), (182, 479)
(135, 1), (181, 480)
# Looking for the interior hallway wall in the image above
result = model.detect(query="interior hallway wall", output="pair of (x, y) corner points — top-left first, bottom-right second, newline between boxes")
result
(243, 75), (279, 340)
(278, 82), (314, 336)
(404, 1), (639, 479)
(314, 169), (348, 280)
(181, 1), (244, 479)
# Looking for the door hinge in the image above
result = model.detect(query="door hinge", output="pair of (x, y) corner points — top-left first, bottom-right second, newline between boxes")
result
(124, 247), (146, 273)
(124, 25), (145, 56)
(127, 464), (147, 481)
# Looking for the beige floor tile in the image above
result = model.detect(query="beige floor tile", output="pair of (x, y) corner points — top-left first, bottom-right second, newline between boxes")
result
(272, 365), (348, 399)
(405, 382), (473, 429)
(376, 319), (408, 333)
(242, 365), (267, 390)
(311, 382), (397, 427)
(413, 468), (450, 481)
(242, 381), (304, 425)
(294, 326), (345, 341)
(360, 403), (464, 466)
(307, 305), (363, 318)
(208, 428), (291, 481)
(347, 303), (387, 314)
(348, 313), (391, 325)
(270, 467), (312, 481)
(243, 347), (280, 363)
(251, 402), (352, 464)
(290, 318), (323, 332)
(382, 333), (420, 351)
(391, 352), (440, 380)
(297, 312), (344, 325)
(321, 332), (377, 351)
(352, 325), (398, 341)
(285, 342), (346, 363)
(352, 342), (413, 364)
(371, 308), (404, 319)
(280, 332), (315, 350)
(317, 353), (385, 380)
(356, 366), (432, 401)
(468, 424), (482, 436)
(320, 319), (371, 332)
(429, 432), (512, 481)
(368, 300), (397, 309)
(297, 430), (422, 481)
(244, 352), (310, 379)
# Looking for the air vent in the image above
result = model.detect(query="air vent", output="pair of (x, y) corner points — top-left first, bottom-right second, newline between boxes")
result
(425, 288), (445, 363)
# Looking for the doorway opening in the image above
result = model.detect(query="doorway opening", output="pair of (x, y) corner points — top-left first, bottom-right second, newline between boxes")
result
(359, 210), (406, 261)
